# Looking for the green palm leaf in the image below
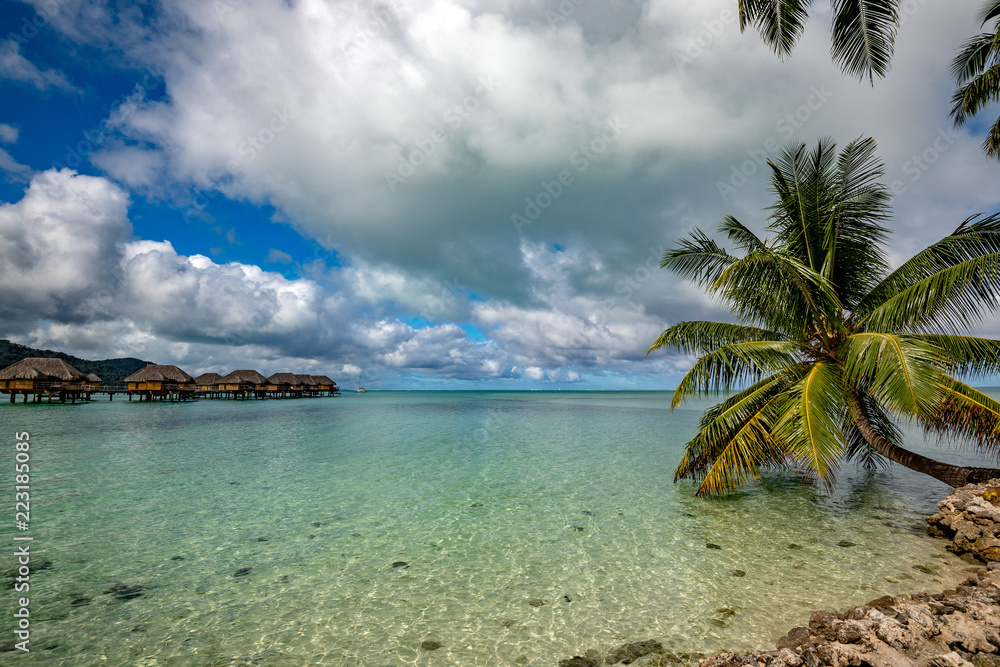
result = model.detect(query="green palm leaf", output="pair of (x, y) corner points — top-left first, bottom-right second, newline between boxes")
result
(670, 340), (806, 409)
(830, 0), (899, 81)
(913, 334), (1000, 376)
(738, 0), (811, 58)
(856, 213), (1000, 332)
(949, 1), (1000, 158)
(674, 373), (796, 487)
(647, 321), (788, 357)
(660, 229), (735, 288)
(924, 379), (1000, 456)
(773, 361), (846, 485)
(839, 333), (947, 417)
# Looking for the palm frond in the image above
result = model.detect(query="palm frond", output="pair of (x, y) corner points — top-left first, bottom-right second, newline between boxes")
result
(715, 247), (844, 337)
(670, 340), (806, 409)
(674, 373), (796, 488)
(923, 379), (1000, 459)
(773, 361), (847, 486)
(647, 321), (789, 357)
(739, 0), (812, 59)
(950, 62), (1000, 126)
(983, 113), (1000, 159)
(856, 213), (1000, 332)
(720, 215), (767, 253)
(822, 136), (892, 307)
(982, 0), (1000, 24)
(830, 0), (899, 82)
(660, 228), (735, 288)
(840, 332), (948, 418)
(910, 334), (1000, 377)
(767, 139), (837, 273)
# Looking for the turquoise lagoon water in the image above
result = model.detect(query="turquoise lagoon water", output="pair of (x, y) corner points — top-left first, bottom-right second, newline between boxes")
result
(0, 391), (985, 666)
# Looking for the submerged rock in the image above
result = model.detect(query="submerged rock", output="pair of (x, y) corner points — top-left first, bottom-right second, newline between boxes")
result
(420, 641), (442, 651)
(528, 598), (545, 607)
(103, 583), (147, 600)
(392, 561), (408, 569)
(558, 640), (670, 666)
(733, 570), (746, 577)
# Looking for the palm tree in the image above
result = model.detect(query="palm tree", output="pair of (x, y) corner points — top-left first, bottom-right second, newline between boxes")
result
(737, 0), (899, 81)
(648, 137), (1000, 495)
(951, 0), (1000, 158)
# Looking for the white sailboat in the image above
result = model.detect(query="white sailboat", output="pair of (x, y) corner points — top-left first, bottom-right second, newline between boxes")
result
(354, 371), (366, 393)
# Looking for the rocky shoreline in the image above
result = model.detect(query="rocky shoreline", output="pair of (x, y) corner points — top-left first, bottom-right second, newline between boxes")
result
(558, 480), (1000, 667)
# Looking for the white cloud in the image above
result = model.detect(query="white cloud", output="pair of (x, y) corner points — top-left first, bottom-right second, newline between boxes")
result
(0, 124), (19, 143)
(6, 1), (1000, 386)
(0, 39), (78, 92)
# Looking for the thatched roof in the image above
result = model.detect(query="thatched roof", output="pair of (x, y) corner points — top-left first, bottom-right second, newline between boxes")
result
(294, 374), (318, 386)
(195, 372), (224, 386)
(85, 373), (101, 382)
(220, 369), (267, 385)
(311, 375), (337, 386)
(124, 365), (195, 384)
(0, 358), (87, 382)
(266, 372), (299, 385)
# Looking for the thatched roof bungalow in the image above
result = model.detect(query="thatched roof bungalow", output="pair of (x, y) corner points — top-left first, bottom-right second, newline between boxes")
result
(266, 372), (299, 387)
(194, 372), (224, 396)
(84, 373), (101, 392)
(220, 370), (267, 391)
(294, 374), (317, 388)
(195, 372), (224, 388)
(0, 358), (87, 392)
(124, 365), (195, 400)
(311, 375), (339, 394)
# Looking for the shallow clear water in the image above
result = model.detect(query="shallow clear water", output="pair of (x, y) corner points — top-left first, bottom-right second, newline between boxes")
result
(0, 391), (983, 666)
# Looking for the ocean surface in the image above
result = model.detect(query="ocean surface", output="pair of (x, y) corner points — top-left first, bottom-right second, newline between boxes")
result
(0, 391), (987, 666)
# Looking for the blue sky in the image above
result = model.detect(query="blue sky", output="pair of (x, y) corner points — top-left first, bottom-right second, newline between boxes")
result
(1, 0), (999, 389)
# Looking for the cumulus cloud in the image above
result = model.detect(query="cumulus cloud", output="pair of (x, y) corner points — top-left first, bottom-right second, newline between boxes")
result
(5, 1), (1000, 386)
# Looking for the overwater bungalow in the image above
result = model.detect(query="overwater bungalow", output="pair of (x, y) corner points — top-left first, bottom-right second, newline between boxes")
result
(124, 365), (196, 401)
(0, 357), (89, 403)
(219, 370), (268, 399)
(83, 373), (101, 400)
(294, 374), (319, 396)
(194, 372), (225, 398)
(265, 372), (301, 398)
(311, 375), (340, 396)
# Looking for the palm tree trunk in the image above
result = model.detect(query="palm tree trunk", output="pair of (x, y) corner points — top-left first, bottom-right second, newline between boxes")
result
(847, 392), (1000, 487)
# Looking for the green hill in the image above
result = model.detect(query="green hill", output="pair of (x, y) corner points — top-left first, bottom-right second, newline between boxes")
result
(0, 340), (152, 386)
